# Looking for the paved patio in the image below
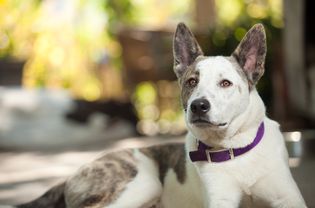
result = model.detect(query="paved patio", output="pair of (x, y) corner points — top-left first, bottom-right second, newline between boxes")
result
(0, 135), (314, 207)
(0, 136), (182, 206)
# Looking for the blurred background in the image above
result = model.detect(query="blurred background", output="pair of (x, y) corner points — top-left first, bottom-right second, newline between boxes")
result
(0, 0), (314, 206)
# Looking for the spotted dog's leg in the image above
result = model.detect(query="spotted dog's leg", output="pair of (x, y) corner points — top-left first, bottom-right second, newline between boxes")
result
(64, 149), (162, 208)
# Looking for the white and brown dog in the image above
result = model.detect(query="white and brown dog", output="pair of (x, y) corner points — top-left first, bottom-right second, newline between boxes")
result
(15, 23), (306, 208)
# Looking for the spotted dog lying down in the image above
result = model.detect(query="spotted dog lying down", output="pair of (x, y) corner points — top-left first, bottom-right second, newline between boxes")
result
(15, 23), (306, 208)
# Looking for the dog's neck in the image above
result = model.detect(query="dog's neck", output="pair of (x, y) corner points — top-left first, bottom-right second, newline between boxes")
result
(188, 89), (265, 149)
(222, 89), (265, 148)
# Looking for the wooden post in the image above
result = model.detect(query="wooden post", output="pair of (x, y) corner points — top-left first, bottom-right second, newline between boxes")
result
(194, 0), (216, 31)
(283, 0), (307, 113)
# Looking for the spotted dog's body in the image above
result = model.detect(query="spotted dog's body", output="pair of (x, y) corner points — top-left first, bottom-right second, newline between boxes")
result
(16, 24), (306, 208)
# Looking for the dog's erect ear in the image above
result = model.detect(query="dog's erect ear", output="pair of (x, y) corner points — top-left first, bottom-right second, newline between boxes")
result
(173, 23), (203, 78)
(232, 24), (267, 86)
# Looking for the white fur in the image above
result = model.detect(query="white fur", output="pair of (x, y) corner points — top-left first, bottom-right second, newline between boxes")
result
(184, 57), (306, 207)
(104, 56), (306, 208)
(106, 150), (162, 208)
(186, 57), (257, 148)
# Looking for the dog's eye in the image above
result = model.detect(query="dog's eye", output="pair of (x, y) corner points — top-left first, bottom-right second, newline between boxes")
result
(187, 78), (198, 87)
(220, 79), (232, 88)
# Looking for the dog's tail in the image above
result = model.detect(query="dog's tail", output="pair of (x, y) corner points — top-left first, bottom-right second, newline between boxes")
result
(15, 182), (66, 208)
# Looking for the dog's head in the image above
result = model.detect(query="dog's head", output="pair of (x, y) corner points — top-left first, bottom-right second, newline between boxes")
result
(173, 23), (266, 142)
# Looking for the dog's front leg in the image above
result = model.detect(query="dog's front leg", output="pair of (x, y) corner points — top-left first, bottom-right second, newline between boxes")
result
(251, 165), (307, 208)
(200, 172), (242, 208)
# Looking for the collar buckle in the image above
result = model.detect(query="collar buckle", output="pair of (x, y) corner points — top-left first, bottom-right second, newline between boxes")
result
(205, 149), (212, 162)
(229, 148), (235, 160)
(205, 148), (235, 163)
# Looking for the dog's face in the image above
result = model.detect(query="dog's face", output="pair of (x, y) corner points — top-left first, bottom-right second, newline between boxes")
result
(173, 23), (266, 140)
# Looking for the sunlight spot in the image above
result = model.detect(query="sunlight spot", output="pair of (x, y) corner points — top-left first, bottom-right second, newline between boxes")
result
(216, 0), (242, 25)
(247, 3), (268, 19)
(289, 131), (302, 142)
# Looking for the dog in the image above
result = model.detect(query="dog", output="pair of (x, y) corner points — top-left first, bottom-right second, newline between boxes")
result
(13, 23), (306, 208)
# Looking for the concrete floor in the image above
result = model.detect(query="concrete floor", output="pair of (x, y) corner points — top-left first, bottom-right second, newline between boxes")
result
(0, 136), (182, 206)
(0, 135), (314, 207)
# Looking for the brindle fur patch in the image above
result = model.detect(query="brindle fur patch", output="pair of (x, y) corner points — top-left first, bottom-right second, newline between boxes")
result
(140, 143), (186, 184)
(173, 23), (203, 78)
(17, 182), (66, 208)
(64, 150), (138, 208)
(179, 56), (208, 110)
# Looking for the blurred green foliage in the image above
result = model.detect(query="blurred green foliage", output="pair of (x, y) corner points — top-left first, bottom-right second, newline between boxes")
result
(0, 0), (283, 135)
(104, 0), (136, 36)
(0, 0), (190, 101)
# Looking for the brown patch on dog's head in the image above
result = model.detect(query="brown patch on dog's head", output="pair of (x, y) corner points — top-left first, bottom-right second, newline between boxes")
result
(173, 23), (203, 79)
(232, 24), (267, 87)
(173, 23), (206, 110)
(178, 56), (209, 110)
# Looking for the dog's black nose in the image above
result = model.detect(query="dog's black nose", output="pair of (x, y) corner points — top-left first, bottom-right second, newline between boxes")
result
(190, 98), (210, 114)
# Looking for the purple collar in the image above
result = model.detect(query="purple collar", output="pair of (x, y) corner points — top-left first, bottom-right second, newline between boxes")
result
(189, 122), (265, 163)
